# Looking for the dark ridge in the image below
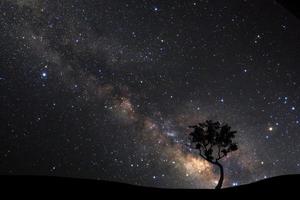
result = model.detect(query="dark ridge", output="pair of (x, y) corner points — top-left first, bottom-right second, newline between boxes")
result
(276, 0), (300, 18)
(0, 174), (299, 197)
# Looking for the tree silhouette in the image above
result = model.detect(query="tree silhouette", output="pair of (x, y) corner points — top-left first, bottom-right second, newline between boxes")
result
(188, 120), (238, 189)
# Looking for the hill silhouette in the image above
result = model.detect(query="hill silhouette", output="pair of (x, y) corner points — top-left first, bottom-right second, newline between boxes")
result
(0, 174), (299, 197)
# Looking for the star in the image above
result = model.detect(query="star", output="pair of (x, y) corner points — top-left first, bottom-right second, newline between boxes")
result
(232, 182), (238, 186)
(291, 106), (296, 111)
(41, 72), (48, 79)
(265, 135), (269, 139)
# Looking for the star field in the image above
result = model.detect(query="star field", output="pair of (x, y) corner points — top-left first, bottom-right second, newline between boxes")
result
(0, 0), (300, 188)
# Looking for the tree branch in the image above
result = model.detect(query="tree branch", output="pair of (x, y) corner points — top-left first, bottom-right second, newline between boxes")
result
(201, 143), (207, 151)
(199, 152), (207, 160)
(216, 153), (226, 161)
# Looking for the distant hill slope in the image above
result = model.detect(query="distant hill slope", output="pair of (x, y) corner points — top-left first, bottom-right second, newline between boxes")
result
(0, 174), (299, 197)
(277, 0), (300, 18)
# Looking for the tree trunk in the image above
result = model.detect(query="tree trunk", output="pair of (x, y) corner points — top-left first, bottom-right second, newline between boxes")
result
(214, 162), (224, 189)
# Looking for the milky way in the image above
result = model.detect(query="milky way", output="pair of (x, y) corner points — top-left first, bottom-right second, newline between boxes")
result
(0, 0), (300, 188)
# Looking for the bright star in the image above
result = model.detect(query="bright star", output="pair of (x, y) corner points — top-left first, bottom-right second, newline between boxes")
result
(232, 182), (238, 186)
(41, 72), (47, 79)
(291, 106), (296, 111)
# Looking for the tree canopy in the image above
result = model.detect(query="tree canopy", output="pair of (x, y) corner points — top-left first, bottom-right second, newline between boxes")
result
(188, 120), (238, 189)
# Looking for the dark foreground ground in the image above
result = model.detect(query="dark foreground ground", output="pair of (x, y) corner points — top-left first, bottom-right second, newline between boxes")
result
(0, 174), (299, 198)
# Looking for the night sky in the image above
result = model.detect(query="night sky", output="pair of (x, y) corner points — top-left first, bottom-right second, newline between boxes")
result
(0, 0), (300, 189)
